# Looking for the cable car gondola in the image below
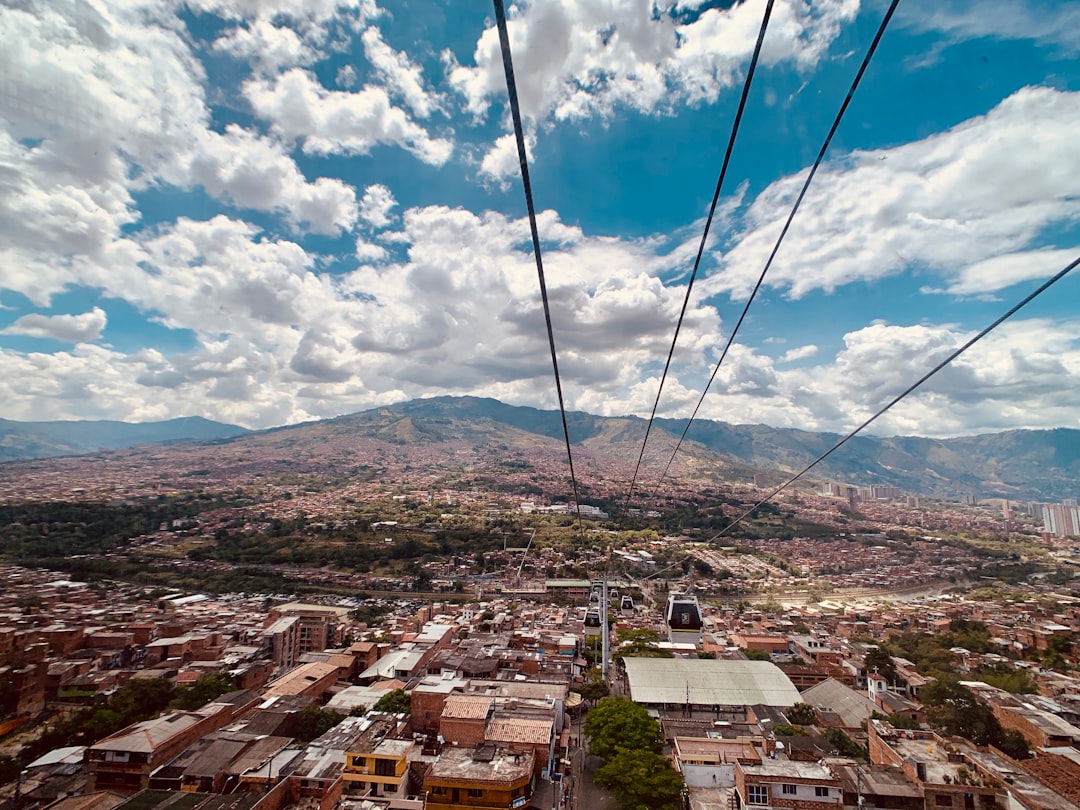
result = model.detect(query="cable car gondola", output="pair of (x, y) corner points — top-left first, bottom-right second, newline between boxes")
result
(583, 607), (603, 637)
(666, 592), (703, 644)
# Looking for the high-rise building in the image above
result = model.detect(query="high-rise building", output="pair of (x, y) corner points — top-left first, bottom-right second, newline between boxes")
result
(1043, 501), (1080, 538)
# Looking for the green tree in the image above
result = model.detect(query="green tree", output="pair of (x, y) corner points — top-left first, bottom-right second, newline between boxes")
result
(574, 670), (610, 705)
(921, 678), (998, 746)
(824, 728), (868, 760)
(772, 723), (808, 737)
(595, 749), (685, 810)
(171, 672), (237, 711)
(864, 647), (900, 686)
(919, 677), (1029, 758)
(786, 703), (816, 725)
(872, 710), (919, 730)
(584, 697), (662, 760)
(372, 689), (412, 714)
(294, 705), (345, 743)
(613, 628), (674, 662)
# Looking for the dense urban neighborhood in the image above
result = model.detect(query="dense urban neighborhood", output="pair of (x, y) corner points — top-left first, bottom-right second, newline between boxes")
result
(3, 445), (1080, 810)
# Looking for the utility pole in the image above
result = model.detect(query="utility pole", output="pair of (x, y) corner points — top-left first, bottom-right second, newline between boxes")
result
(601, 579), (610, 681)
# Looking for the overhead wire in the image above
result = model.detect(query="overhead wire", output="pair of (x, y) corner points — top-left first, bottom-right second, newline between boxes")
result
(618, 0), (776, 525)
(647, 0), (903, 502)
(708, 254), (1080, 540)
(642, 254), (1080, 580)
(491, 0), (584, 530)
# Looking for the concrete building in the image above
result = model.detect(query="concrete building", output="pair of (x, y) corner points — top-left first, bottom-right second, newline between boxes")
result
(423, 745), (534, 810)
(734, 760), (843, 808)
(86, 706), (234, 794)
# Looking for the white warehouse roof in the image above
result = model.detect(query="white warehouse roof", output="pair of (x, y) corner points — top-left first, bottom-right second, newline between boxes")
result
(623, 657), (800, 708)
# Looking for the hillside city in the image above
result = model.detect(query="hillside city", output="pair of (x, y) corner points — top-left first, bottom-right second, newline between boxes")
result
(3, 444), (1080, 810)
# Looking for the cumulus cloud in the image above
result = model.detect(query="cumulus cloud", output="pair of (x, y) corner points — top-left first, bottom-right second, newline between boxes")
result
(355, 237), (389, 262)
(245, 69), (454, 165)
(337, 64), (359, 88)
(213, 19), (320, 73)
(924, 249), (1079, 296)
(2, 307), (107, 343)
(703, 86), (1080, 300)
(359, 184), (399, 229)
(189, 126), (358, 234)
(779, 344), (818, 363)
(0, 0), (360, 282)
(361, 26), (443, 118)
(478, 131), (535, 188)
(184, 0), (380, 26)
(447, 0), (859, 122)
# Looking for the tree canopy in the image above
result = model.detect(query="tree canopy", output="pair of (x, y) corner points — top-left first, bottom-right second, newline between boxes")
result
(295, 705), (346, 743)
(584, 697), (663, 761)
(595, 749), (685, 810)
(920, 677), (1030, 759)
(171, 672), (237, 711)
(373, 689), (412, 715)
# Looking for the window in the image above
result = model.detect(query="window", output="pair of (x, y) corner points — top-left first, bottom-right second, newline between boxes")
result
(815, 786), (830, 797)
(467, 788), (484, 798)
(430, 786), (447, 796)
(934, 796), (953, 807)
(782, 784), (797, 795)
(374, 759), (396, 777)
(747, 785), (768, 805)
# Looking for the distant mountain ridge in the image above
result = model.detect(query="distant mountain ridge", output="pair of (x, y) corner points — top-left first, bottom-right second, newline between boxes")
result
(0, 416), (249, 461)
(1, 397), (1077, 501)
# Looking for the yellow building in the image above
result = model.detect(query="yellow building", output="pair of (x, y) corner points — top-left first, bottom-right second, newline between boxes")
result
(343, 736), (416, 800)
(424, 745), (534, 810)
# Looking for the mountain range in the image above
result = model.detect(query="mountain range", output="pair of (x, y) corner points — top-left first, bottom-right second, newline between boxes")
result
(1, 397), (1078, 502)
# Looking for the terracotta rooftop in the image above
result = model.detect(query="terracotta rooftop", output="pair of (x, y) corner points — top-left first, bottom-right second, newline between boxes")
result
(442, 695), (493, 720)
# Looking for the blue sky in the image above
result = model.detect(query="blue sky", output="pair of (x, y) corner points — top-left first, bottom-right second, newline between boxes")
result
(0, 0), (1077, 438)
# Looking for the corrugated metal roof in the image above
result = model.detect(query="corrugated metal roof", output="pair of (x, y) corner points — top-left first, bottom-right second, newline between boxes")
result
(623, 658), (800, 707)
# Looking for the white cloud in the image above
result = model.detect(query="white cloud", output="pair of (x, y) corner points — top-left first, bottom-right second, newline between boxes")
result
(779, 344), (818, 363)
(703, 86), (1080, 300)
(359, 184), (399, 228)
(446, 0), (859, 122)
(355, 237), (388, 262)
(902, 0), (1080, 53)
(701, 319), (1080, 437)
(183, 0), (380, 26)
(337, 64), (360, 88)
(2, 307), (107, 343)
(189, 126), (358, 234)
(0, 0), (361, 278)
(478, 131), (535, 188)
(2, 193), (1077, 437)
(924, 248), (1079, 296)
(213, 19), (320, 73)
(361, 26), (443, 118)
(245, 68), (454, 165)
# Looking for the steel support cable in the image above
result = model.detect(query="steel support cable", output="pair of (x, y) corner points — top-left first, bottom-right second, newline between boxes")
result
(708, 254), (1080, 542)
(492, 0), (584, 528)
(640, 253), (1080, 580)
(618, 0), (777, 527)
(648, 0), (902, 502)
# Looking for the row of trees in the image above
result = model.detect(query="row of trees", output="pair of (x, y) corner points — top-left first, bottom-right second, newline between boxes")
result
(584, 697), (685, 810)
(21, 672), (237, 764)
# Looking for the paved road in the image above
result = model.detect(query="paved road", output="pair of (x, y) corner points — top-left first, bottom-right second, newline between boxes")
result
(566, 718), (618, 810)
